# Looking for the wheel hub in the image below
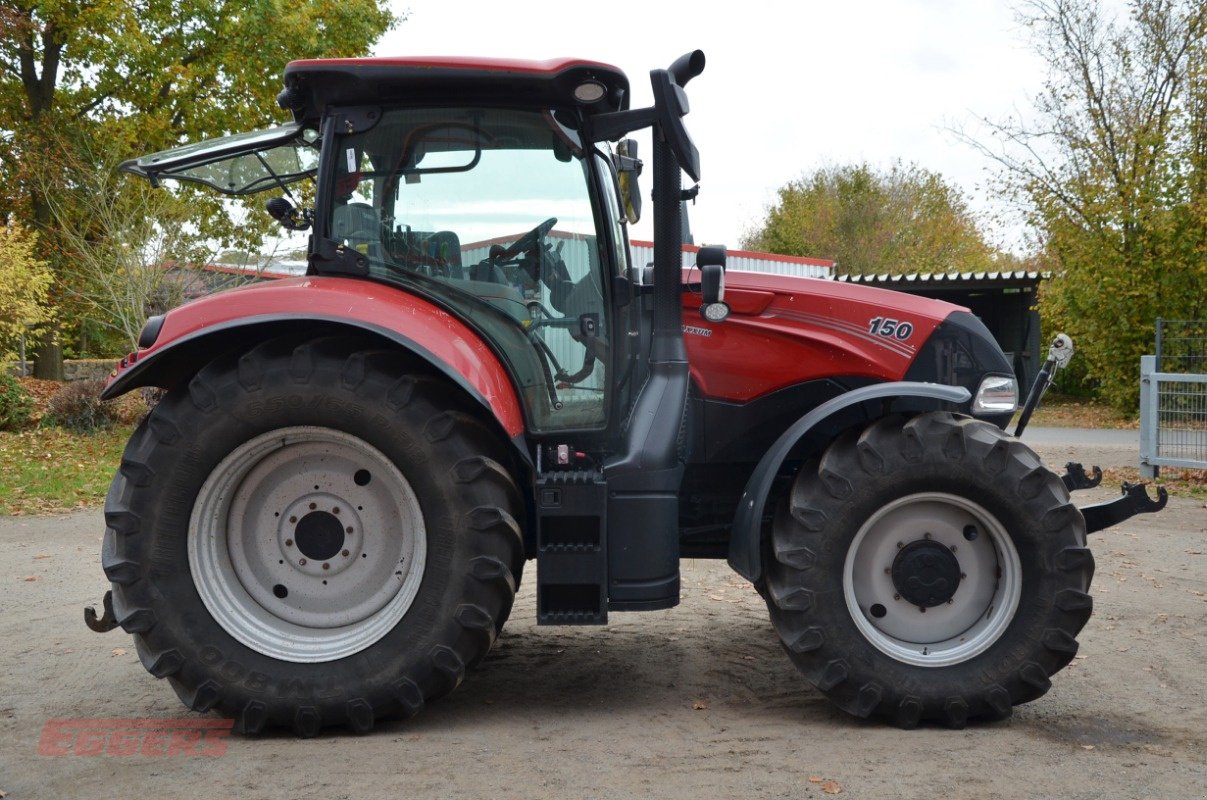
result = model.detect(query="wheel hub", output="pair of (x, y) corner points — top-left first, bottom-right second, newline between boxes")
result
(892, 540), (962, 607)
(294, 510), (345, 561)
(278, 493), (365, 579)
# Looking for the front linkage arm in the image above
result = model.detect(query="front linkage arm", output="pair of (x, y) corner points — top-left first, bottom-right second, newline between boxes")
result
(1061, 462), (1103, 491)
(1080, 482), (1169, 534)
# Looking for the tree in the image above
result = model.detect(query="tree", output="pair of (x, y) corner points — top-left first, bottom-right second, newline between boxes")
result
(43, 141), (219, 349)
(0, 220), (54, 364)
(968, 0), (1207, 410)
(742, 162), (999, 276)
(0, 0), (397, 377)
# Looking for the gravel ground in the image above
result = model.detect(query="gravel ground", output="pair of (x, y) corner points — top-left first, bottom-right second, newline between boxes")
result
(0, 440), (1203, 800)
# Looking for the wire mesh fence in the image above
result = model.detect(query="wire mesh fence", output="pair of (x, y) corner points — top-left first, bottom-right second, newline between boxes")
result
(1141, 320), (1207, 477)
(1155, 318), (1207, 373)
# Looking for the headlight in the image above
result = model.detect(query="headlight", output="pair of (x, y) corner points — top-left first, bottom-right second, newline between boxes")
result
(972, 375), (1018, 414)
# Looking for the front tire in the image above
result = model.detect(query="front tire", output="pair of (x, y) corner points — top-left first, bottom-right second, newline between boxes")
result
(764, 412), (1094, 727)
(102, 337), (523, 735)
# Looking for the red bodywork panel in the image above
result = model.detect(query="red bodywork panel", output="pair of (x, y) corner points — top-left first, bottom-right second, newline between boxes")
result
(108, 269), (966, 438)
(105, 277), (525, 438)
(682, 270), (966, 403)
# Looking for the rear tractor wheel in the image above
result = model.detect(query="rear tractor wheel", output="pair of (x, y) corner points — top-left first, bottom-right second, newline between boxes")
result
(102, 337), (523, 736)
(764, 411), (1094, 727)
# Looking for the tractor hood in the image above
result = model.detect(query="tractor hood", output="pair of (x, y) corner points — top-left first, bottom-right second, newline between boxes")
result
(680, 269), (1011, 407)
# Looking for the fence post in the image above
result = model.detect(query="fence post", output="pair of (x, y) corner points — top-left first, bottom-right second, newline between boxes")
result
(1155, 318), (1163, 371)
(1139, 354), (1158, 479)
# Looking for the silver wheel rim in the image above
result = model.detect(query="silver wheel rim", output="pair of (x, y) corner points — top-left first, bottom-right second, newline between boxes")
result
(843, 492), (1021, 667)
(188, 426), (426, 663)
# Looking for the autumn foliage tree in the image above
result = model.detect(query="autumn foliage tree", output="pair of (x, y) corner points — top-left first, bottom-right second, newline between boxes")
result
(970, 0), (1207, 410)
(743, 162), (999, 276)
(45, 141), (219, 349)
(0, 0), (396, 377)
(0, 219), (54, 362)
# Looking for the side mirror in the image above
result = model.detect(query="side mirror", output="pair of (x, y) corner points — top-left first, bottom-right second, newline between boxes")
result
(266, 197), (312, 231)
(697, 245), (728, 322)
(613, 139), (643, 224)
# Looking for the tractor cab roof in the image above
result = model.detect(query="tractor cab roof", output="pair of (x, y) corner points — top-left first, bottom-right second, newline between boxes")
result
(281, 56), (630, 121)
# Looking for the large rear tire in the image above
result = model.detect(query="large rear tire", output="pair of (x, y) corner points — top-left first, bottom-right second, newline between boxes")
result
(102, 337), (523, 736)
(764, 411), (1094, 727)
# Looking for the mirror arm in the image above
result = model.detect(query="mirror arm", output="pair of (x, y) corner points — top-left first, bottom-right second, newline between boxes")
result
(588, 106), (657, 142)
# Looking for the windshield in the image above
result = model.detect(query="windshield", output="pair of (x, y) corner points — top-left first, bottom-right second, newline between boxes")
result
(328, 107), (611, 433)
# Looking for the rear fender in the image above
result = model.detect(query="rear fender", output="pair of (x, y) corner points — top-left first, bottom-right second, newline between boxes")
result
(727, 382), (972, 583)
(102, 276), (526, 441)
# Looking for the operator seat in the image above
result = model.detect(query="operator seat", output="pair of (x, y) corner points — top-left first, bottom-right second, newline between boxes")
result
(331, 202), (382, 261)
(424, 230), (463, 276)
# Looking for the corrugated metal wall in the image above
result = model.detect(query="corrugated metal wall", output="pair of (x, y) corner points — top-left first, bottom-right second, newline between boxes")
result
(628, 241), (833, 279)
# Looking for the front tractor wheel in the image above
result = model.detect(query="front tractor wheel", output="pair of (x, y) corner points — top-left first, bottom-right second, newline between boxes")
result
(102, 337), (523, 736)
(764, 412), (1094, 727)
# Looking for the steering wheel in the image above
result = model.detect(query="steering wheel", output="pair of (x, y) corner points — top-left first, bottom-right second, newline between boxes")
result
(496, 217), (557, 260)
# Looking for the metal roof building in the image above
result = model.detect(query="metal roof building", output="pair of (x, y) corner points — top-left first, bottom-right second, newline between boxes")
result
(629, 240), (833, 279)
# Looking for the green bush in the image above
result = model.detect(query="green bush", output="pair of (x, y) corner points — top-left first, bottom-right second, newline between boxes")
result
(0, 374), (34, 431)
(45, 378), (121, 432)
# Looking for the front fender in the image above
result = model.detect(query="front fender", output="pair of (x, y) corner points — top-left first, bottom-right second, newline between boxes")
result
(727, 381), (972, 582)
(102, 276), (525, 439)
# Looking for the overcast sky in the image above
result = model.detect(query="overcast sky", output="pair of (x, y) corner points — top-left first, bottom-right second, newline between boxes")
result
(373, 0), (1062, 254)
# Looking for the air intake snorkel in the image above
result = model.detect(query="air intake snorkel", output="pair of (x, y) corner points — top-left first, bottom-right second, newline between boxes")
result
(588, 51), (705, 609)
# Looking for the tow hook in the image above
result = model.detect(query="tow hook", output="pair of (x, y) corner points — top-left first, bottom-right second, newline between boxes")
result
(1080, 482), (1169, 534)
(1062, 462), (1103, 491)
(84, 590), (119, 633)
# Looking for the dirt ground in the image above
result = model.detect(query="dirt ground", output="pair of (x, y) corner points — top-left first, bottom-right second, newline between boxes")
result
(0, 442), (1204, 800)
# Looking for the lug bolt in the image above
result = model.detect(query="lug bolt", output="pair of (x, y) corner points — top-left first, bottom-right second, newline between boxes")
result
(333, 507), (340, 515)
(309, 502), (317, 510)
(947, 599), (954, 604)
(950, 544), (958, 552)
(923, 532), (932, 540)
(960, 573), (967, 580)
(289, 516), (297, 524)
(322, 563), (330, 571)
(884, 567), (891, 574)
(893, 593), (901, 601)
(342, 549), (350, 557)
(299, 558), (307, 566)
(919, 607), (927, 613)
(897, 541), (904, 549)
(346, 527), (353, 534)
(285, 539), (293, 547)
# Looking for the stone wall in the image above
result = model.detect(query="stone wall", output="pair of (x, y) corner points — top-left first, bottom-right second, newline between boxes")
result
(6, 359), (115, 382)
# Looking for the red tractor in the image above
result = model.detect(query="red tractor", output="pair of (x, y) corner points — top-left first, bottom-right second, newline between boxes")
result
(90, 51), (1164, 734)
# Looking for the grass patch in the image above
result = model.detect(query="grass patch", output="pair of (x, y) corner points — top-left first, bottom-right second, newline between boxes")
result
(1012, 393), (1138, 430)
(0, 424), (134, 515)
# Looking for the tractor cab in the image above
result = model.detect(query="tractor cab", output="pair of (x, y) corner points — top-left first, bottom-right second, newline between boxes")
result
(120, 57), (684, 437)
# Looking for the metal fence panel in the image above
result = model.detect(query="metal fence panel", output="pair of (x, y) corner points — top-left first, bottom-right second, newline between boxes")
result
(1156, 318), (1207, 373)
(1140, 354), (1207, 477)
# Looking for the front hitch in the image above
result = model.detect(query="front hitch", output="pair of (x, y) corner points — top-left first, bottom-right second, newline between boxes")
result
(1080, 482), (1169, 534)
